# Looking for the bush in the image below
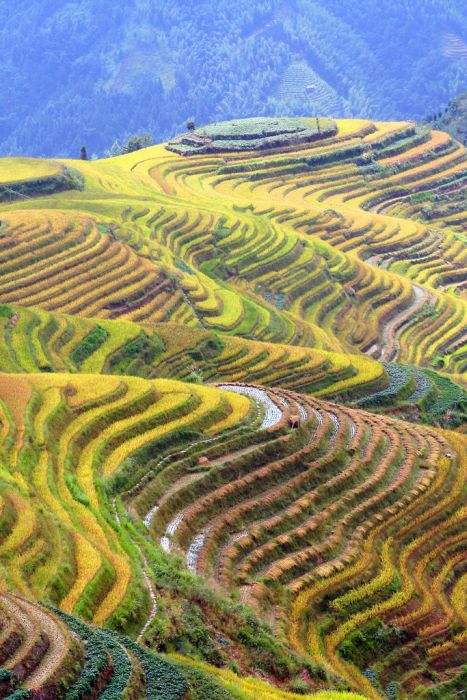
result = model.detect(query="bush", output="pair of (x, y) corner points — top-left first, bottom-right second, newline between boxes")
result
(108, 332), (163, 374)
(339, 619), (405, 669)
(0, 304), (13, 319)
(64, 166), (85, 190)
(122, 134), (153, 154)
(65, 473), (90, 506)
(71, 325), (109, 367)
(290, 676), (311, 694)
(185, 371), (204, 384)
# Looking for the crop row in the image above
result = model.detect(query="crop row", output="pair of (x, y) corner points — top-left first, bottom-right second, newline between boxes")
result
(0, 372), (252, 632)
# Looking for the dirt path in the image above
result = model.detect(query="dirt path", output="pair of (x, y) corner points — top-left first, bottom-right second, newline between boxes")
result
(134, 542), (158, 642)
(111, 500), (158, 642)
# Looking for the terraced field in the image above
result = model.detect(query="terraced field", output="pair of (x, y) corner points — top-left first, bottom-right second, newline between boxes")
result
(0, 592), (370, 700)
(0, 116), (465, 699)
(0, 302), (463, 428)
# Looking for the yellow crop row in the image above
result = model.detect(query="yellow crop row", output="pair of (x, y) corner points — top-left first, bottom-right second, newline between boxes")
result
(100, 390), (192, 480)
(76, 383), (162, 502)
(326, 504), (465, 656)
(0, 490), (37, 556)
(451, 572), (467, 625)
(419, 550), (467, 637)
(203, 289), (244, 329)
(80, 319), (141, 373)
(330, 539), (396, 612)
(314, 352), (384, 397)
(28, 373), (133, 620)
(289, 434), (461, 690)
(93, 548), (132, 625)
(379, 129), (451, 166)
(392, 530), (466, 628)
(427, 630), (467, 659)
(28, 520), (63, 599)
(61, 531), (101, 613)
(10, 312), (39, 372)
(8, 537), (45, 596)
(0, 372), (256, 624)
(207, 389), (251, 432)
(170, 654), (368, 700)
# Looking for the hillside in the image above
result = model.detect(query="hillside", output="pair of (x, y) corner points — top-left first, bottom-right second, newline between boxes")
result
(0, 116), (465, 699)
(0, 0), (466, 157)
(427, 92), (467, 145)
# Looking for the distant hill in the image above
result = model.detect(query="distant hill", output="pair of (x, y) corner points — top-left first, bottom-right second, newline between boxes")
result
(427, 92), (467, 145)
(0, 0), (466, 157)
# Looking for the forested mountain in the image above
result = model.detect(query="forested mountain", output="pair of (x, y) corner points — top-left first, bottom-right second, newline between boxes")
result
(427, 91), (467, 145)
(1, 0), (466, 157)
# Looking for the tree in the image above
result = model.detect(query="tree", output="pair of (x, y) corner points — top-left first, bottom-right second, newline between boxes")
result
(80, 146), (88, 160)
(121, 134), (153, 154)
(104, 140), (123, 158)
(186, 120), (196, 132)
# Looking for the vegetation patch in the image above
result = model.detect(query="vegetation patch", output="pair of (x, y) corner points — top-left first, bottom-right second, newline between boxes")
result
(71, 325), (109, 367)
(166, 117), (337, 155)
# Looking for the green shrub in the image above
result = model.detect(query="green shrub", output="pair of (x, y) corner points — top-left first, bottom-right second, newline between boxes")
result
(71, 325), (109, 367)
(339, 619), (406, 669)
(108, 332), (164, 375)
(65, 473), (90, 506)
(64, 167), (85, 191)
(185, 371), (204, 384)
(290, 676), (311, 694)
(0, 305), (13, 319)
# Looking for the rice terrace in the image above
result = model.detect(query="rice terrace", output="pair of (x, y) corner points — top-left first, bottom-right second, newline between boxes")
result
(0, 110), (465, 700)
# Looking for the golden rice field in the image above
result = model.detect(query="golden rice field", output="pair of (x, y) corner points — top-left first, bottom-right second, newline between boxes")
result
(0, 116), (465, 699)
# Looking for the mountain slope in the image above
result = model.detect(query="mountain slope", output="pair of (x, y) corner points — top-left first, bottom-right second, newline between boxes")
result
(4, 118), (463, 374)
(0, 0), (466, 157)
(0, 116), (465, 699)
(427, 91), (467, 145)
